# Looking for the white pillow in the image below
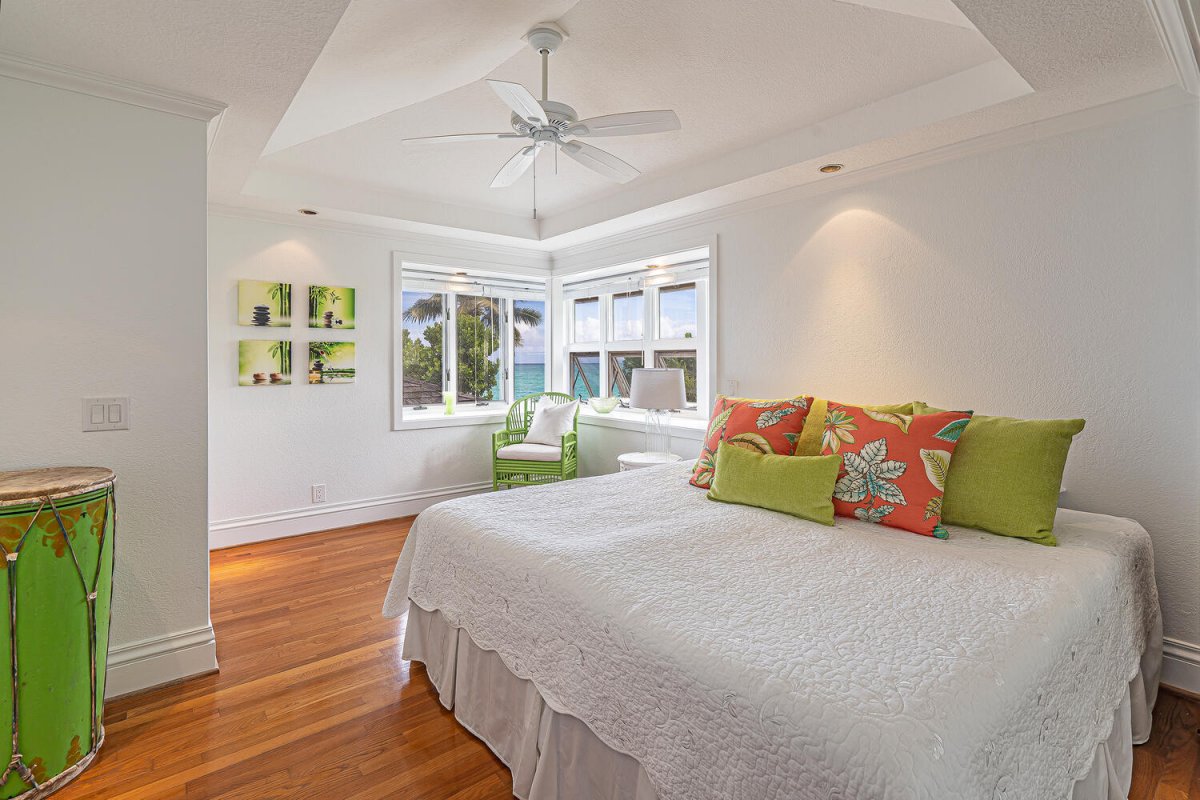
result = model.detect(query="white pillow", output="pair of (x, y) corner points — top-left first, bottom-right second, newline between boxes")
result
(524, 397), (578, 446)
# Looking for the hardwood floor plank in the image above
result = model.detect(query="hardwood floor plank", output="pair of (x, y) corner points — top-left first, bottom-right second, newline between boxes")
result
(44, 516), (1200, 799)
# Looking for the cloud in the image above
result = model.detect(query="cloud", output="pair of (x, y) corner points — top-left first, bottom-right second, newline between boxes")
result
(659, 315), (697, 339)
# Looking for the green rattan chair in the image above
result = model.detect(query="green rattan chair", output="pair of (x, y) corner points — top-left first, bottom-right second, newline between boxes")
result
(492, 392), (579, 490)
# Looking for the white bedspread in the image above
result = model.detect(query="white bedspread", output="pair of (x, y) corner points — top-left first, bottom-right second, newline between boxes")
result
(383, 464), (1160, 800)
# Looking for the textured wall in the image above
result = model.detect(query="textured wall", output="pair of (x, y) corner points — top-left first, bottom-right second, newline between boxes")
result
(565, 101), (1200, 648)
(0, 78), (211, 654)
(206, 215), (545, 525)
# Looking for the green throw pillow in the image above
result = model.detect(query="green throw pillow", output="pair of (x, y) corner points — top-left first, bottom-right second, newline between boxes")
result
(706, 442), (841, 525)
(795, 399), (923, 456)
(914, 402), (1084, 545)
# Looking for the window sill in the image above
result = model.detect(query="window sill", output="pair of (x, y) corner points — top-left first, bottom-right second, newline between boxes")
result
(394, 407), (507, 431)
(577, 407), (706, 441)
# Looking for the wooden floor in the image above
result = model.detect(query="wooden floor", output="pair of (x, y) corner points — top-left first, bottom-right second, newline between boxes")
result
(53, 517), (1200, 799)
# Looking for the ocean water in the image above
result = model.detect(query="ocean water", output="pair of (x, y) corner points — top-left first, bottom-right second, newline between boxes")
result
(513, 362), (604, 400)
(571, 362), (602, 399)
(514, 362), (546, 398)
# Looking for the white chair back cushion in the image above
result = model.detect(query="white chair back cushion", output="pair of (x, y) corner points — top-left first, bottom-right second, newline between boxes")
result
(524, 397), (578, 446)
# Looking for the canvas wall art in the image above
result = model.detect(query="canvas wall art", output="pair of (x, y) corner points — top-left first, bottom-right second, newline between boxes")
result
(308, 285), (356, 329)
(238, 280), (292, 327)
(239, 340), (292, 386)
(308, 342), (356, 384)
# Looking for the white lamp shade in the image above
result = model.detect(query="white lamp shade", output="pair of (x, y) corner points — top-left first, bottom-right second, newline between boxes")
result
(629, 368), (686, 410)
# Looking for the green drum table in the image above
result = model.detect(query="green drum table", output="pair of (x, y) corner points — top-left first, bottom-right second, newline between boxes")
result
(0, 468), (115, 799)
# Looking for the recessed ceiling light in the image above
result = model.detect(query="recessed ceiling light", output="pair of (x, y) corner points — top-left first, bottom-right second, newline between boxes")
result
(819, 164), (843, 174)
(298, 208), (318, 215)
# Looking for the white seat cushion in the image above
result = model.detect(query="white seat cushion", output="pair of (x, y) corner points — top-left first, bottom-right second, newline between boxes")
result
(496, 443), (563, 462)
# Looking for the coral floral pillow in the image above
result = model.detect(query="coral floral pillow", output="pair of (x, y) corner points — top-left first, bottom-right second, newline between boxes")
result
(820, 402), (973, 538)
(691, 395), (813, 488)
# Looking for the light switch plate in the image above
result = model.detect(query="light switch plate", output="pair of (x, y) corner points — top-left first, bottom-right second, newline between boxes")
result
(83, 397), (129, 432)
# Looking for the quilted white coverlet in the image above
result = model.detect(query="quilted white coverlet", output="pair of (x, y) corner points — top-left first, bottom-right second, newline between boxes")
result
(383, 464), (1159, 800)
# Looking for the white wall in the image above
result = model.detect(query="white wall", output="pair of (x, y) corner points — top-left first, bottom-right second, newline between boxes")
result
(0, 76), (215, 695)
(559, 100), (1200, 673)
(206, 214), (551, 546)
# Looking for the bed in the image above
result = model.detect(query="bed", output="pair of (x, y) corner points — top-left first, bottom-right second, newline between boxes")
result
(383, 463), (1161, 800)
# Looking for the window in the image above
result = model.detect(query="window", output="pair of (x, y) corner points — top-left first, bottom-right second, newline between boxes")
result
(513, 299), (546, 396)
(401, 291), (446, 409)
(561, 254), (710, 414)
(657, 283), (697, 339)
(397, 266), (548, 421)
(608, 351), (643, 398)
(611, 291), (643, 340)
(573, 297), (600, 342)
(655, 350), (697, 405)
(570, 352), (600, 398)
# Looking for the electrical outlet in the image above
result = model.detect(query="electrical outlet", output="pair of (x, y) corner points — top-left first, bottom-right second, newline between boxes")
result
(726, 380), (739, 396)
(311, 484), (327, 504)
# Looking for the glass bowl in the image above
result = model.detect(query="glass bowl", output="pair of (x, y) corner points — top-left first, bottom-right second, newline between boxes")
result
(588, 397), (621, 414)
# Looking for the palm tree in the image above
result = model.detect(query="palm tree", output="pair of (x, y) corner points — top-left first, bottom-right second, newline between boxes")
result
(403, 295), (542, 347)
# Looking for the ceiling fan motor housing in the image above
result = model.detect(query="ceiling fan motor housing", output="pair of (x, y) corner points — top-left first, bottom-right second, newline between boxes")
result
(510, 100), (578, 138)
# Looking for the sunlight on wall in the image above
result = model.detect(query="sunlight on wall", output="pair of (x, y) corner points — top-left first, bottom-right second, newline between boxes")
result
(777, 204), (942, 403)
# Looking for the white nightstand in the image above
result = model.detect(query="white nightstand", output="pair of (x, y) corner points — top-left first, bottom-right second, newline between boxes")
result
(617, 452), (684, 471)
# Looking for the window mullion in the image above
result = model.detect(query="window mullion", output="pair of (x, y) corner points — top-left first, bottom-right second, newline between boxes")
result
(445, 293), (456, 400)
(503, 298), (514, 402)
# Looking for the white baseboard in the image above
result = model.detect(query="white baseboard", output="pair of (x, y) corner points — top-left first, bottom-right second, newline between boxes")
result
(208, 481), (492, 550)
(105, 623), (218, 699)
(1163, 636), (1200, 696)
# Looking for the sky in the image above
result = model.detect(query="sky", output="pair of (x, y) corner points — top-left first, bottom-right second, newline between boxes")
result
(575, 285), (697, 342)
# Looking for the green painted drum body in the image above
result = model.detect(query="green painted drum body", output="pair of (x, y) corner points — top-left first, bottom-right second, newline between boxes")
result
(0, 468), (115, 800)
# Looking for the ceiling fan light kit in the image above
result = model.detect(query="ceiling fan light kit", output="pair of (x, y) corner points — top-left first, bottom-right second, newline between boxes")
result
(404, 22), (681, 193)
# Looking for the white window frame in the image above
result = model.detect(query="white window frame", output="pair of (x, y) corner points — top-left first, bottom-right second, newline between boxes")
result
(558, 246), (713, 420)
(393, 259), (550, 429)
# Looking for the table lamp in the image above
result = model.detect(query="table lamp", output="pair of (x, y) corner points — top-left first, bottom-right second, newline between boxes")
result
(629, 368), (686, 457)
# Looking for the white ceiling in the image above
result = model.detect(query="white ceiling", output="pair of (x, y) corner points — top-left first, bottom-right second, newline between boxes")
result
(0, 0), (1182, 247)
(258, 0), (998, 219)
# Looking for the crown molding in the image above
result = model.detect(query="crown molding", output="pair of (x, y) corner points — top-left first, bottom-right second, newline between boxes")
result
(1145, 0), (1200, 95)
(549, 85), (1195, 269)
(0, 50), (225, 121)
(208, 203), (552, 272)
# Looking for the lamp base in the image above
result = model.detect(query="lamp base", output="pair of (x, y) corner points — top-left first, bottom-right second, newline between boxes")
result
(644, 409), (673, 458)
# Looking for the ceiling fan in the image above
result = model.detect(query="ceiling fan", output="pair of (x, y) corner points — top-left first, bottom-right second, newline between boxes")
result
(403, 24), (681, 189)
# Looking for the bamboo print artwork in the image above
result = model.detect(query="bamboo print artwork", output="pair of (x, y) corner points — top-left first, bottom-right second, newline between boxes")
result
(239, 341), (292, 385)
(238, 280), (293, 327)
(308, 285), (356, 329)
(308, 342), (356, 384)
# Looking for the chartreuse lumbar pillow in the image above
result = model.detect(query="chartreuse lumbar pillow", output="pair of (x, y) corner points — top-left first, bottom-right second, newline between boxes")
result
(914, 401), (1085, 545)
(706, 442), (842, 525)
(795, 399), (923, 457)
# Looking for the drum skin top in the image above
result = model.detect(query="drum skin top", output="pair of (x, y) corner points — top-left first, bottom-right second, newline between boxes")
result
(0, 467), (115, 505)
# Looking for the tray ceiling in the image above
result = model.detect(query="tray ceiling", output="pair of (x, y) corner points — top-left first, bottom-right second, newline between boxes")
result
(0, 0), (1180, 247)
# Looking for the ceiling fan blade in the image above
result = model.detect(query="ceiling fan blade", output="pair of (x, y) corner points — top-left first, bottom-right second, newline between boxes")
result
(490, 145), (539, 188)
(560, 141), (640, 184)
(403, 132), (524, 144)
(487, 80), (548, 126)
(568, 110), (681, 138)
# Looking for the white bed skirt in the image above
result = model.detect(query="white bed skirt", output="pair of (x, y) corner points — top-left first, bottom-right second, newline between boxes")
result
(404, 603), (1161, 800)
